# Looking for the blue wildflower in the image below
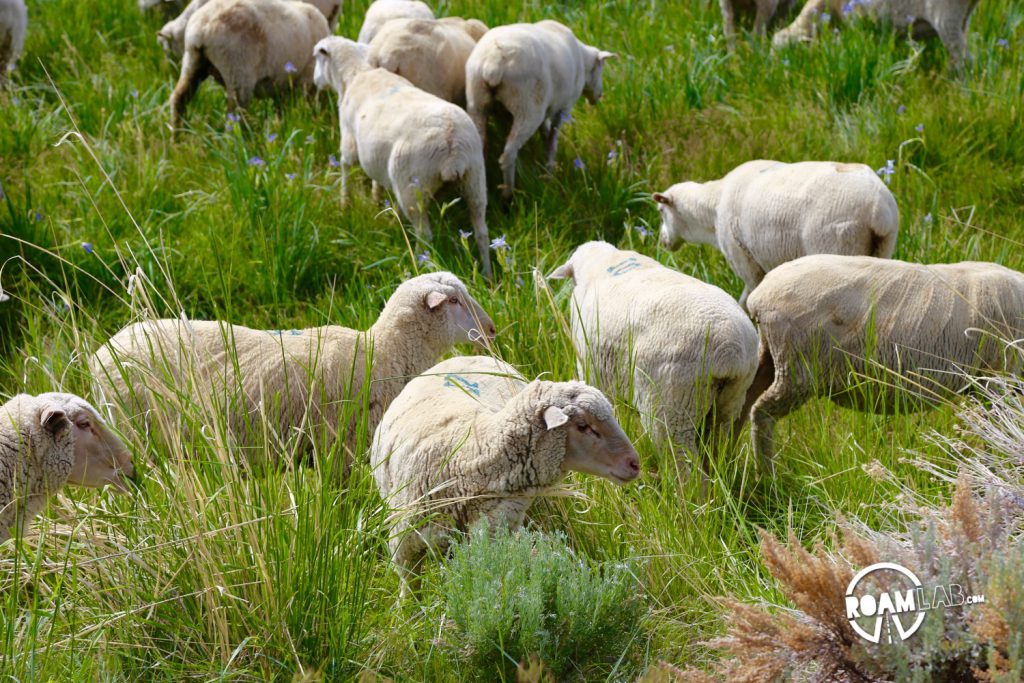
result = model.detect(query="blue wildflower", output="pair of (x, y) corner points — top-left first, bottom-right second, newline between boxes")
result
(417, 252), (430, 264)
(490, 235), (508, 250)
(997, 38), (1009, 48)
(634, 225), (650, 238)
(328, 154), (340, 168)
(915, 123), (924, 133)
(459, 230), (472, 239)
(896, 104), (906, 115)
(607, 150), (618, 163)
(305, 135), (315, 144)
(227, 112), (240, 123)
(33, 211), (43, 222)
(384, 199), (391, 208)
(266, 133), (278, 143)
(82, 242), (94, 254)
(820, 11), (831, 22)
(923, 213), (933, 224)
(248, 156), (265, 167)
(286, 172), (297, 181)
(284, 61), (298, 74)
(876, 159), (895, 184)
(130, 89), (139, 99)
(573, 157), (585, 170)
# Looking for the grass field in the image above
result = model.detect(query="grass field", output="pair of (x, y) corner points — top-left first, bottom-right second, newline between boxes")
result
(1, 0), (1023, 679)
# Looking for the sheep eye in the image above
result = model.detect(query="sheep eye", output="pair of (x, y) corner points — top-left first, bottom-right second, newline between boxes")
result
(448, 296), (459, 305)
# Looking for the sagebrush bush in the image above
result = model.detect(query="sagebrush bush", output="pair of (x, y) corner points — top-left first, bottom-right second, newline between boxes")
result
(440, 522), (646, 681)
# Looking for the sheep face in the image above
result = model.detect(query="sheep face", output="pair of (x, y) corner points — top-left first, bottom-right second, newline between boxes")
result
(313, 37), (368, 94)
(39, 394), (135, 492)
(157, 24), (182, 59)
(546, 388), (640, 485)
(654, 183), (716, 250)
(583, 50), (616, 105)
(424, 285), (496, 347)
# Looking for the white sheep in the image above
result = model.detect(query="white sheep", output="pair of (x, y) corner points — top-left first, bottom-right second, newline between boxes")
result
(719, 0), (796, 47)
(745, 254), (1024, 471)
(313, 36), (493, 277)
(465, 20), (616, 200)
(170, 0), (329, 130)
(549, 241), (759, 459)
(1, 392), (135, 543)
(371, 355), (641, 593)
(357, 0), (433, 44)
(654, 160), (899, 309)
(91, 272), (496, 465)
(0, 0), (27, 87)
(158, 0), (341, 59)
(366, 16), (487, 105)
(772, 0), (980, 68)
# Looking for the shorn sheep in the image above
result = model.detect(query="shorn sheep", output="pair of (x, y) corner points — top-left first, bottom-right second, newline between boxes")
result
(772, 0), (980, 68)
(549, 241), (759, 461)
(719, 0), (795, 47)
(367, 17), (487, 105)
(1, 392), (135, 543)
(91, 272), (496, 465)
(313, 36), (493, 277)
(655, 160), (899, 309)
(371, 355), (641, 593)
(745, 255), (1024, 471)
(465, 20), (616, 200)
(357, 0), (433, 44)
(0, 0), (27, 87)
(158, 0), (341, 59)
(170, 0), (329, 130)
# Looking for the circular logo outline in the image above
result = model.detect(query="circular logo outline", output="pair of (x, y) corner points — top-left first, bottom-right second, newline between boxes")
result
(845, 562), (926, 644)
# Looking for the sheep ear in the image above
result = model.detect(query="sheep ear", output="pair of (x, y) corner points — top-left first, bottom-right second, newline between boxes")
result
(598, 51), (618, 62)
(40, 407), (69, 435)
(425, 291), (447, 310)
(548, 262), (574, 281)
(543, 406), (569, 430)
(653, 192), (672, 206)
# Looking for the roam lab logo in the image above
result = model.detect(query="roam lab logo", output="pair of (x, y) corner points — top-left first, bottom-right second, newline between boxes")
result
(845, 562), (986, 644)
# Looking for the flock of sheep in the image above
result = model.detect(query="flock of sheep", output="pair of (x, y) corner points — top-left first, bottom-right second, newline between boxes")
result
(0, 0), (1006, 597)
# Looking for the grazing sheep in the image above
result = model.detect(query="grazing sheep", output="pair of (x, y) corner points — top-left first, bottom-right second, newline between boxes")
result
(772, 0), (980, 68)
(745, 255), (1024, 471)
(357, 0), (433, 44)
(654, 160), (899, 309)
(549, 241), (759, 459)
(91, 272), (496, 465)
(367, 16), (487, 105)
(159, 0), (341, 59)
(372, 355), (641, 593)
(0, 0), (27, 87)
(465, 20), (616, 200)
(170, 0), (329, 130)
(720, 0), (796, 47)
(313, 36), (493, 277)
(1, 392), (135, 543)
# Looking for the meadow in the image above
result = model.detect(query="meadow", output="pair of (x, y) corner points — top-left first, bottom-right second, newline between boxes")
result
(0, 0), (1022, 679)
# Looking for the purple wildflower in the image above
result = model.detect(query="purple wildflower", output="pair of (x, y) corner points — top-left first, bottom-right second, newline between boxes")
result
(286, 172), (297, 181)
(634, 225), (650, 238)
(328, 154), (340, 168)
(33, 211), (43, 222)
(490, 235), (508, 250)
(923, 213), (933, 224)
(248, 156), (265, 167)
(305, 135), (315, 144)
(266, 133), (278, 143)
(417, 252), (430, 265)
(876, 159), (895, 184)
(896, 104), (906, 115)
(573, 157), (585, 171)
(82, 242), (94, 254)
(459, 230), (472, 239)
(915, 123), (924, 133)
(997, 38), (1009, 48)
(284, 61), (298, 74)
(227, 112), (240, 123)
(820, 11), (831, 22)
(384, 199), (391, 208)
(130, 89), (139, 99)
(607, 150), (618, 163)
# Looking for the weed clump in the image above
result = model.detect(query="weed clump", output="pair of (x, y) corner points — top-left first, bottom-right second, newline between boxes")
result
(440, 522), (647, 681)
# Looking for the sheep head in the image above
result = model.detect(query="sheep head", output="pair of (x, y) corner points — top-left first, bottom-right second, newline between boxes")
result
(381, 272), (497, 351)
(583, 47), (617, 104)
(313, 36), (370, 95)
(654, 182), (718, 250)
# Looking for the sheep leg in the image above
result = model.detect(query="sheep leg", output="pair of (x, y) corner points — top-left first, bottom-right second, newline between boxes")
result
(753, 0), (779, 37)
(462, 164), (492, 279)
(499, 112), (544, 201)
(720, 0), (737, 48)
(170, 47), (210, 132)
(935, 22), (969, 70)
(750, 366), (809, 475)
(339, 131), (357, 209)
(544, 111), (566, 170)
(372, 181), (382, 203)
(465, 79), (491, 149)
(396, 183), (433, 241)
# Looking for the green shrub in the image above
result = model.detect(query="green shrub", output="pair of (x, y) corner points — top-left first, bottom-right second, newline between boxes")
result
(441, 522), (647, 681)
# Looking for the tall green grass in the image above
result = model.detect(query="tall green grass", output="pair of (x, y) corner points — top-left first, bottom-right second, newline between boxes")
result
(0, 0), (1022, 678)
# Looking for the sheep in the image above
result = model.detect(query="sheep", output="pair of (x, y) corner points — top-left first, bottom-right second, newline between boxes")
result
(465, 20), (616, 200)
(771, 0), (980, 68)
(170, 0), (330, 131)
(366, 16), (487, 105)
(654, 160), (899, 310)
(745, 254), (1024, 471)
(158, 0), (341, 60)
(139, 0), (186, 14)
(91, 272), (496, 466)
(0, 0), (27, 88)
(549, 241), (759, 462)
(371, 355), (641, 593)
(313, 36), (493, 277)
(719, 0), (796, 48)
(357, 0), (433, 44)
(1, 392), (135, 543)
